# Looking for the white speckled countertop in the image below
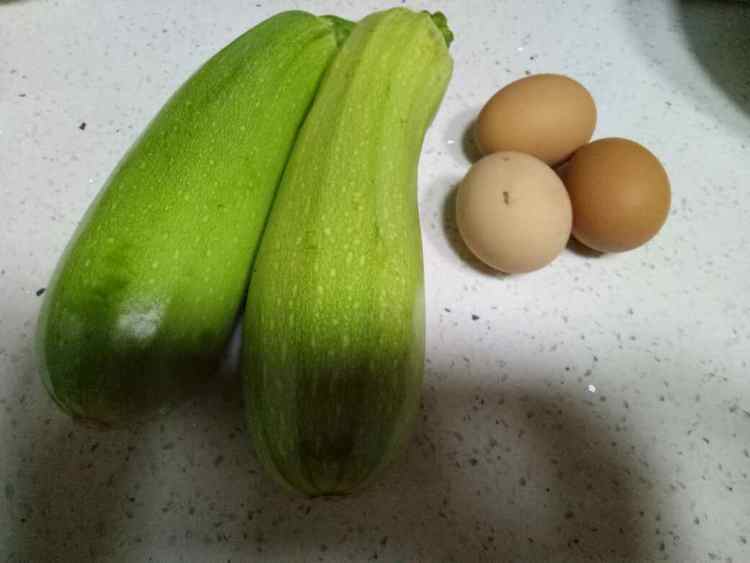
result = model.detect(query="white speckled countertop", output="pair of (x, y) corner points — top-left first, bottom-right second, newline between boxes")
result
(2, 1), (749, 562)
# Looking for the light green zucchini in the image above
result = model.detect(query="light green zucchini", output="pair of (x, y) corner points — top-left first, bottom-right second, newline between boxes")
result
(243, 8), (453, 495)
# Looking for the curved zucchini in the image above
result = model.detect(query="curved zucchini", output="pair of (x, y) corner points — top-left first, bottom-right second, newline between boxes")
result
(36, 11), (350, 425)
(243, 8), (453, 495)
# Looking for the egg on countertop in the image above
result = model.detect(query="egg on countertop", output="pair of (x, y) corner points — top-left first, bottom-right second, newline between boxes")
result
(456, 151), (573, 274)
(560, 137), (671, 253)
(475, 73), (597, 166)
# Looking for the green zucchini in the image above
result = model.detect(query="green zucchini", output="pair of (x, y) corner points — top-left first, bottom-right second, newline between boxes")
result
(36, 11), (351, 425)
(243, 8), (453, 495)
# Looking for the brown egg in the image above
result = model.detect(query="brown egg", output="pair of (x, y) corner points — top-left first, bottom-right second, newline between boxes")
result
(560, 138), (671, 253)
(456, 152), (572, 274)
(475, 74), (597, 166)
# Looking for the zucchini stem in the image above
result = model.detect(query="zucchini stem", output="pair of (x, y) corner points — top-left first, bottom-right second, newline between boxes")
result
(427, 11), (454, 47)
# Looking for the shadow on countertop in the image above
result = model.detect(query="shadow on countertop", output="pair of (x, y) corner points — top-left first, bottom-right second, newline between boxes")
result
(676, 0), (750, 119)
(9, 350), (660, 562)
(253, 374), (657, 562)
(625, 0), (750, 130)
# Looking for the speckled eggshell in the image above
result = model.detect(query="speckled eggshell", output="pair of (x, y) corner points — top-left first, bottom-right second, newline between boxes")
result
(456, 151), (573, 273)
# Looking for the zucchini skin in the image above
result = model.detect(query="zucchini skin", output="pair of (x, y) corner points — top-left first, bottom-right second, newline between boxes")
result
(36, 11), (348, 425)
(244, 8), (453, 495)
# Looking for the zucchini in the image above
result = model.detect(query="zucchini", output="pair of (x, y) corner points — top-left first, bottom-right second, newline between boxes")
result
(243, 8), (453, 495)
(36, 11), (351, 425)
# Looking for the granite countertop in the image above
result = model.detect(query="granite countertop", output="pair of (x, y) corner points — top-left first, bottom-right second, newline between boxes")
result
(2, 1), (749, 562)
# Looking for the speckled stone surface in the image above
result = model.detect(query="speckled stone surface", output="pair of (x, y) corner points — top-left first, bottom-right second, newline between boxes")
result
(2, 1), (749, 562)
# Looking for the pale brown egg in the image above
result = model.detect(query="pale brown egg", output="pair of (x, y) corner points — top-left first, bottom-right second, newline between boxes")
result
(456, 151), (573, 274)
(560, 137), (671, 253)
(475, 74), (597, 166)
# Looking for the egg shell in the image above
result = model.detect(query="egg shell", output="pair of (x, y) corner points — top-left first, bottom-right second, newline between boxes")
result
(560, 137), (671, 253)
(475, 74), (597, 166)
(456, 151), (573, 274)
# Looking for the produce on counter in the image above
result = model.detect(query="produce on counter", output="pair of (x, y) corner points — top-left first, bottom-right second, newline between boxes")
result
(459, 72), (671, 271)
(35, 11), (352, 425)
(474, 73), (597, 166)
(560, 137), (671, 252)
(456, 152), (573, 273)
(34, 0), (672, 501)
(243, 8), (453, 496)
